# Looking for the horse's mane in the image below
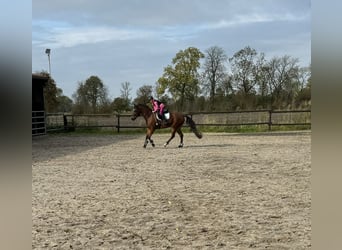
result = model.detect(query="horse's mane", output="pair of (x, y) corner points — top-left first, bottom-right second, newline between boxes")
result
(136, 103), (152, 111)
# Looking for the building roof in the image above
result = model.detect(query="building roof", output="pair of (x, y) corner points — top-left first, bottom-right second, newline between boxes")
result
(32, 73), (50, 81)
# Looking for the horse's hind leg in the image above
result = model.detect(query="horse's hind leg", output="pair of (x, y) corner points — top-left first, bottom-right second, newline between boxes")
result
(149, 137), (155, 147)
(177, 128), (184, 148)
(164, 129), (176, 147)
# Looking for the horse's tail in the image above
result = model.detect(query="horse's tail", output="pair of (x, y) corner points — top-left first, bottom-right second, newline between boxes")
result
(186, 115), (203, 139)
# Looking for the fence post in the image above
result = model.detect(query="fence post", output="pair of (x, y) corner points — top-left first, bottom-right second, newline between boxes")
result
(63, 114), (67, 131)
(117, 114), (120, 133)
(268, 110), (272, 131)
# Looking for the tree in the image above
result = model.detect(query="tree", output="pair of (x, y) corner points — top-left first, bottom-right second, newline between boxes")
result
(111, 97), (130, 113)
(202, 46), (228, 110)
(56, 88), (73, 112)
(157, 47), (204, 111)
(229, 46), (265, 94)
(35, 71), (58, 112)
(86, 76), (109, 113)
(289, 63), (311, 109)
(120, 81), (132, 102)
(296, 65), (311, 91)
(264, 55), (300, 108)
(72, 75), (109, 113)
(114, 81), (132, 112)
(219, 75), (234, 96)
(133, 84), (153, 104)
(36, 71), (72, 113)
(72, 81), (89, 113)
(228, 46), (265, 109)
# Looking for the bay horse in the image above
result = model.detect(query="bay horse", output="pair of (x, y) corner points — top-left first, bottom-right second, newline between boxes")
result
(131, 104), (202, 148)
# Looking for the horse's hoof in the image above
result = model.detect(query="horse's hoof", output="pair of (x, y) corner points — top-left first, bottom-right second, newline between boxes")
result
(152, 143), (155, 147)
(143, 145), (147, 148)
(164, 143), (168, 147)
(178, 144), (183, 148)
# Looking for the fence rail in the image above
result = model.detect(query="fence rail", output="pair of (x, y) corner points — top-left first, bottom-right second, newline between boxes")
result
(32, 110), (46, 136)
(45, 109), (311, 133)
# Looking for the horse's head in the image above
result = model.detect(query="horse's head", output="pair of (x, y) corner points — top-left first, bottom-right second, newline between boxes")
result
(131, 104), (151, 120)
(131, 104), (141, 120)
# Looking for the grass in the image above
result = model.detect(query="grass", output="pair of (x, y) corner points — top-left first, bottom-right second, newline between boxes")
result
(47, 127), (144, 136)
(47, 124), (310, 136)
(198, 124), (310, 133)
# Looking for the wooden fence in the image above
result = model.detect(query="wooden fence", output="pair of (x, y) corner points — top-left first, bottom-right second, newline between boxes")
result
(45, 109), (311, 133)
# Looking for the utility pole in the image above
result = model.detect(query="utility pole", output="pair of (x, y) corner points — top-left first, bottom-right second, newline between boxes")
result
(45, 48), (51, 75)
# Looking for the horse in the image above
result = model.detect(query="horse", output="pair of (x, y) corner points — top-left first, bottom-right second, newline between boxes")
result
(131, 104), (202, 148)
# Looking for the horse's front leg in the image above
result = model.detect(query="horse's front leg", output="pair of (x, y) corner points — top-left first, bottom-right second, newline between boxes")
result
(143, 135), (149, 148)
(144, 128), (155, 148)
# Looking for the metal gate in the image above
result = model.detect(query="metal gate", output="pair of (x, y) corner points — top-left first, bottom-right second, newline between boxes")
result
(32, 110), (46, 136)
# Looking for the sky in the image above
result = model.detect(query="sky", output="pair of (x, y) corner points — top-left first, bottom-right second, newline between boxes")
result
(32, 0), (311, 100)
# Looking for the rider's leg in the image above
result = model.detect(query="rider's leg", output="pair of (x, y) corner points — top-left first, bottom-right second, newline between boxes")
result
(159, 104), (165, 120)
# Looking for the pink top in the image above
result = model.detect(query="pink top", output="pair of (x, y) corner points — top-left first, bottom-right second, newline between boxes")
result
(151, 99), (165, 114)
(152, 100), (159, 112)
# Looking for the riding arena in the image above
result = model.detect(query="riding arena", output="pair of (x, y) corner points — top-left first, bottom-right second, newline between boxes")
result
(32, 129), (311, 249)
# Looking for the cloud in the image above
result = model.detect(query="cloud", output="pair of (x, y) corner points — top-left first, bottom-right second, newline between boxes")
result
(33, 23), (157, 48)
(200, 11), (309, 30)
(33, 8), (309, 49)
(32, 1), (310, 98)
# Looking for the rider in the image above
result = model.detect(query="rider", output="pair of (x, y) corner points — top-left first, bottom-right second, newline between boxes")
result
(150, 96), (166, 122)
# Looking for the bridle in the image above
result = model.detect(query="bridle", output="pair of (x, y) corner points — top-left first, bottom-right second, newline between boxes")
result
(131, 107), (140, 120)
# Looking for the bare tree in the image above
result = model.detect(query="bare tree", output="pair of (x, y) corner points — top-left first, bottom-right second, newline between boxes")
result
(264, 55), (300, 108)
(296, 65), (311, 91)
(229, 46), (265, 95)
(229, 46), (265, 109)
(133, 85), (153, 104)
(120, 81), (132, 101)
(202, 46), (228, 110)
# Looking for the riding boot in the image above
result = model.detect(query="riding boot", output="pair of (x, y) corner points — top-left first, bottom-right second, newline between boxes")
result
(155, 113), (160, 126)
(161, 114), (165, 126)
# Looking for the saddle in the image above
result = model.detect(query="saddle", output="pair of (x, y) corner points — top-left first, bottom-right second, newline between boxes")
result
(154, 110), (170, 125)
